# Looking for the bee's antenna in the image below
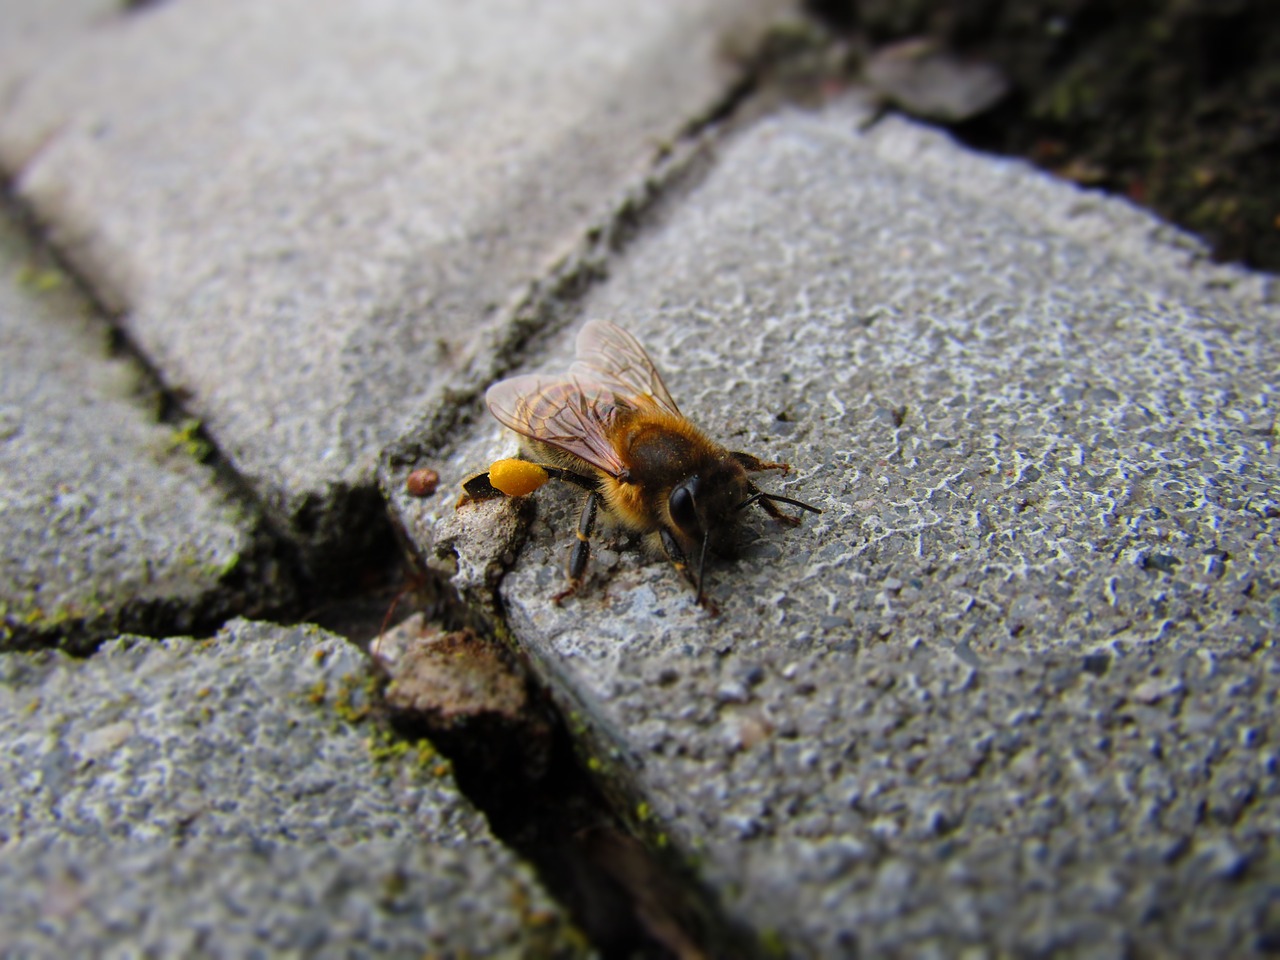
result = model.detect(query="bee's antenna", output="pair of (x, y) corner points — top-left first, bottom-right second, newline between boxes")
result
(737, 491), (822, 514)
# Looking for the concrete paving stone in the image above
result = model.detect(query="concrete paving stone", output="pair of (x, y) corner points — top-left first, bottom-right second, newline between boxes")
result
(0, 0), (118, 104)
(0, 209), (279, 652)
(0, 619), (587, 958)
(0, 0), (788, 568)
(388, 99), (1280, 956)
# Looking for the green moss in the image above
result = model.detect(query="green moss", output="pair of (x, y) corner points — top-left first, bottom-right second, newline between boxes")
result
(367, 728), (412, 764)
(760, 928), (789, 958)
(488, 614), (523, 653)
(167, 417), (213, 463)
(15, 264), (64, 294)
(332, 673), (373, 724)
(5, 593), (111, 639)
(417, 739), (450, 778)
(305, 679), (328, 706)
(206, 552), (241, 580)
(367, 726), (444, 780)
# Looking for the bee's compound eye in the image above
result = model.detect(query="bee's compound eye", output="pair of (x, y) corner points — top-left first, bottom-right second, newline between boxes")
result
(668, 480), (699, 534)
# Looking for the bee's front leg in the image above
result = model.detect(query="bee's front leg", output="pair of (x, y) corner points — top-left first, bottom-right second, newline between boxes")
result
(553, 491), (599, 605)
(750, 489), (805, 527)
(738, 483), (822, 526)
(658, 527), (720, 616)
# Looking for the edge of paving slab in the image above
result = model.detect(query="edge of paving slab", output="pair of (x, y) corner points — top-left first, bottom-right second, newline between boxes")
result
(2, 182), (403, 593)
(0, 199), (303, 653)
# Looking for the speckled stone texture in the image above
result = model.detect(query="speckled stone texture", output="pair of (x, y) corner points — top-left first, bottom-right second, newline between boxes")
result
(0, 211), (265, 651)
(389, 100), (1280, 956)
(0, 620), (586, 958)
(0, 0), (786, 566)
(0, 0), (115, 101)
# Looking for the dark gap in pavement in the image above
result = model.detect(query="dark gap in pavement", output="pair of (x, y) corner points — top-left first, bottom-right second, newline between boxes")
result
(121, 0), (170, 12)
(802, 0), (1280, 272)
(376, 583), (765, 960)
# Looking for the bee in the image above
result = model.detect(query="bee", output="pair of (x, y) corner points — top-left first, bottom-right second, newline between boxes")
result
(459, 320), (820, 610)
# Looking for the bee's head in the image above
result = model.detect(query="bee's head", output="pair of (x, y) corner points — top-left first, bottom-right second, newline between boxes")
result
(664, 459), (753, 605)
(666, 459), (750, 543)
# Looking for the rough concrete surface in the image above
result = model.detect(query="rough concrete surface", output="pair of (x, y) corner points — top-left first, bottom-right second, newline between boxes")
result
(0, 210), (268, 651)
(0, 619), (586, 958)
(0, 0), (787, 565)
(0, 0), (116, 103)
(391, 100), (1280, 956)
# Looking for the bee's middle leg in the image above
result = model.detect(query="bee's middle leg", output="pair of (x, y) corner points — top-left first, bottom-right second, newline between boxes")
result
(553, 490), (599, 604)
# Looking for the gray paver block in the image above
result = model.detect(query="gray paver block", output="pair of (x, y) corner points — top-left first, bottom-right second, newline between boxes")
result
(0, 0), (788, 564)
(0, 619), (585, 957)
(389, 100), (1280, 956)
(0, 0), (118, 102)
(0, 210), (273, 651)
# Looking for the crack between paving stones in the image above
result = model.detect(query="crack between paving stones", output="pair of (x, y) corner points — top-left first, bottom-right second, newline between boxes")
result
(374, 549), (767, 960)
(369, 37), (835, 959)
(0, 191), (370, 653)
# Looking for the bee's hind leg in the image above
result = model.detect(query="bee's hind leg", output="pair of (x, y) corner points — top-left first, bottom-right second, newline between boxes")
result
(553, 490), (599, 605)
(458, 471), (503, 504)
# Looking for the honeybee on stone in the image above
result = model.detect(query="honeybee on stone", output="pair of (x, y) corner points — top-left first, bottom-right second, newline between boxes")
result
(459, 320), (820, 611)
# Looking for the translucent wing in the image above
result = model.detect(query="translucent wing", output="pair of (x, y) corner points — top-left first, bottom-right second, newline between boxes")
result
(569, 320), (681, 416)
(485, 373), (631, 478)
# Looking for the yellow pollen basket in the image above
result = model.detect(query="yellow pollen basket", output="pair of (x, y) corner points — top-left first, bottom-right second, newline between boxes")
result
(489, 459), (551, 497)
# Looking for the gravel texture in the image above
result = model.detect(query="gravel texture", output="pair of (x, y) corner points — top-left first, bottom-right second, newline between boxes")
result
(0, 619), (586, 958)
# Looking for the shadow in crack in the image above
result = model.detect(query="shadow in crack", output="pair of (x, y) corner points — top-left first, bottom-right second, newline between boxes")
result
(372, 613), (747, 960)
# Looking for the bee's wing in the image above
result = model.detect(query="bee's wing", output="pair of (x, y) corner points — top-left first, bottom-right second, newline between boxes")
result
(569, 320), (681, 416)
(485, 374), (631, 479)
